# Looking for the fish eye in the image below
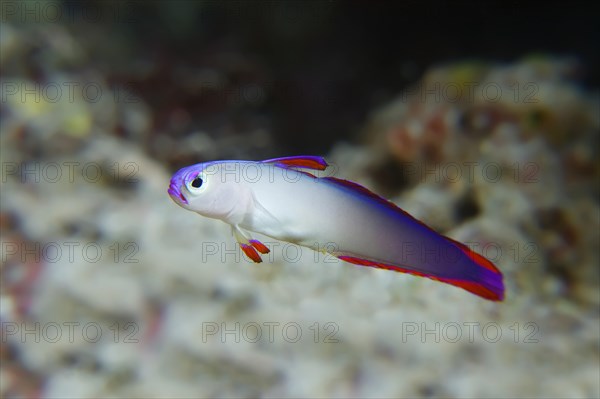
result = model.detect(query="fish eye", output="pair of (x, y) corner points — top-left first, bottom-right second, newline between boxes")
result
(191, 176), (203, 188)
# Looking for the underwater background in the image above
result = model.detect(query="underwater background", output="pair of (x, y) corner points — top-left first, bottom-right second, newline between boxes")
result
(1, 1), (598, 398)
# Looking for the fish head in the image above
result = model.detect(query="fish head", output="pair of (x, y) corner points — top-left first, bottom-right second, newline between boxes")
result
(168, 161), (251, 222)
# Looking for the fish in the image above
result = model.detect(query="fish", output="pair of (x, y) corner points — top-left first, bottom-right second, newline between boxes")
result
(168, 156), (504, 301)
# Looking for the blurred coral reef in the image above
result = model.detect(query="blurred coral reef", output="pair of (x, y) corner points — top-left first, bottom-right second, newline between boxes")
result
(1, 9), (599, 399)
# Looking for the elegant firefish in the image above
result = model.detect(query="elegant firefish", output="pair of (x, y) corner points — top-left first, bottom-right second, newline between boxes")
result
(168, 156), (504, 301)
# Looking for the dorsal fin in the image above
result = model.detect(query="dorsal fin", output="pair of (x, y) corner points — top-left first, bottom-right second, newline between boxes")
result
(445, 236), (502, 274)
(262, 156), (328, 171)
(322, 177), (419, 220)
(322, 177), (475, 244)
(324, 176), (503, 285)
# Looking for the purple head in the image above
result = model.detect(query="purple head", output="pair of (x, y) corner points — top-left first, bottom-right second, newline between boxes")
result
(168, 165), (202, 206)
(167, 160), (254, 221)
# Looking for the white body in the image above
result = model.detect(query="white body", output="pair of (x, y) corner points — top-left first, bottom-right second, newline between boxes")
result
(169, 158), (504, 300)
(190, 161), (466, 278)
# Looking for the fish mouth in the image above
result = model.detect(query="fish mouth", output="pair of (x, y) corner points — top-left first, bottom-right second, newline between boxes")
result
(168, 183), (188, 205)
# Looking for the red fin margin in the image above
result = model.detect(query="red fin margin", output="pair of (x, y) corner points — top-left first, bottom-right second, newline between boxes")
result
(338, 256), (430, 278)
(249, 240), (270, 254)
(240, 244), (262, 263)
(338, 255), (503, 301)
(445, 237), (502, 275)
(263, 156), (328, 171)
(437, 278), (503, 301)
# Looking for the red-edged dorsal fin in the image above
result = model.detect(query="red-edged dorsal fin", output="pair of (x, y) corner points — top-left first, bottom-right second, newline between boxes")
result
(263, 156), (328, 171)
(324, 177), (503, 283)
(322, 177), (421, 220)
(444, 237), (502, 274)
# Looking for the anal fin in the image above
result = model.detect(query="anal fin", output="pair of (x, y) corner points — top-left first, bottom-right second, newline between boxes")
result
(338, 255), (503, 301)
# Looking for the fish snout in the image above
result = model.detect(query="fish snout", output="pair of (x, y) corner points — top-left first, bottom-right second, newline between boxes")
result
(168, 182), (188, 205)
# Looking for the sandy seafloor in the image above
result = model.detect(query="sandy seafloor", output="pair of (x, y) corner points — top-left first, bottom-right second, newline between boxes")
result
(1, 9), (599, 399)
